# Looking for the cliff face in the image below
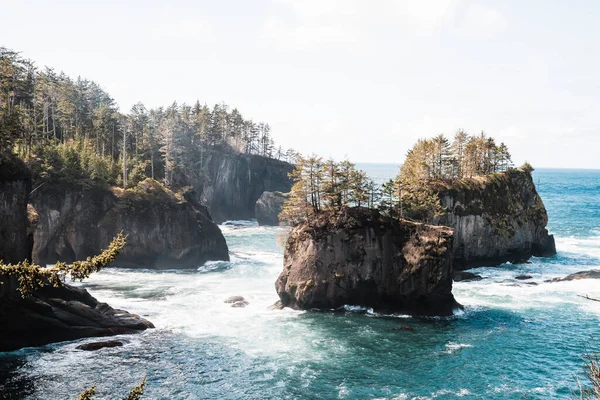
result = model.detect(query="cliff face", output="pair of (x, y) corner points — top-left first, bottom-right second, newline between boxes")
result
(0, 275), (153, 352)
(276, 208), (458, 316)
(196, 151), (293, 223)
(435, 169), (556, 270)
(0, 154), (32, 263)
(31, 179), (229, 268)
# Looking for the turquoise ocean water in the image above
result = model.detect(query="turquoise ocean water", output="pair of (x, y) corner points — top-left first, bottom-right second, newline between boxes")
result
(1, 165), (599, 399)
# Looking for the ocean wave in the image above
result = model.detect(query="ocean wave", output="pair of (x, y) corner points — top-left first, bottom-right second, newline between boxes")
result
(556, 234), (600, 260)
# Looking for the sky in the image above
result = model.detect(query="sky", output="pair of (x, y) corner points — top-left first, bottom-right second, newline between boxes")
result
(2, 0), (599, 168)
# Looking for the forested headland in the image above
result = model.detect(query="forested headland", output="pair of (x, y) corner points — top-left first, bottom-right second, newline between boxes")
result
(281, 131), (520, 224)
(0, 47), (296, 190)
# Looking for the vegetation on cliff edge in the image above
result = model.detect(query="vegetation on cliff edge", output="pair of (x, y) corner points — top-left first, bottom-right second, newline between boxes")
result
(0, 46), (297, 193)
(0, 233), (125, 297)
(281, 131), (522, 225)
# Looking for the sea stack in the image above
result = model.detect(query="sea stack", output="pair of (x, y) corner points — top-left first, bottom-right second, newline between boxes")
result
(434, 168), (556, 269)
(275, 208), (459, 316)
(255, 191), (289, 226)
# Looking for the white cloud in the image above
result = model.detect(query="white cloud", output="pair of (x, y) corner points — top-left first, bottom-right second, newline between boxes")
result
(461, 3), (507, 35)
(273, 0), (359, 20)
(260, 17), (357, 50)
(389, 0), (462, 33)
(153, 19), (214, 41)
(262, 0), (463, 50)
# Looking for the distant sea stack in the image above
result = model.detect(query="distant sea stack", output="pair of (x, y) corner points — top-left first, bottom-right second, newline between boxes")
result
(434, 168), (556, 269)
(275, 208), (459, 316)
(195, 150), (293, 223)
(255, 191), (289, 226)
(30, 179), (229, 269)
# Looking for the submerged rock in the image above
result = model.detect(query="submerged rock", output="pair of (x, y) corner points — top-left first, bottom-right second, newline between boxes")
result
(549, 269), (600, 282)
(515, 275), (533, 280)
(0, 275), (153, 352)
(255, 191), (289, 226)
(392, 326), (415, 332)
(30, 179), (229, 269)
(76, 340), (124, 351)
(275, 208), (460, 316)
(453, 271), (483, 282)
(224, 295), (246, 303)
(434, 169), (556, 269)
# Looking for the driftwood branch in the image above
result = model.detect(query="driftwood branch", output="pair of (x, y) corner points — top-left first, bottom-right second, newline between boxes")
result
(578, 294), (600, 302)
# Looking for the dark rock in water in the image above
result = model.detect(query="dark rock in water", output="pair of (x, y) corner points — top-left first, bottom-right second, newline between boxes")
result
(30, 179), (229, 269)
(0, 275), (154, 352)
(231, 301), (249, 308)
(515, 275), (533, 280)
(255, 191), (289, 226)
(191, 151), (294, 223)
(392, 326), (415, 332)
(268, 300), (284, 311)
(434, 169), (556, 270)
(76, 340), (123, 351)
(453, 271), (483, 282)
(0, 153), (32, 264)
(512, 259), (532, 265)
(550, 269), (600, 282)
(276, 208), (460, 317)
(224, 296), (246, 303)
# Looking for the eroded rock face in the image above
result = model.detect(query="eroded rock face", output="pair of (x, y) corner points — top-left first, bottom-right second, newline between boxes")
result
(255, 191), (288, 226)
(0, 154), (32, 263)
(30, 180), (229, 268)
(275, 208), (459, 316)
(0, 275), (153, 352)
(195, 151), (293, 223)
(435, 169), (556, 270)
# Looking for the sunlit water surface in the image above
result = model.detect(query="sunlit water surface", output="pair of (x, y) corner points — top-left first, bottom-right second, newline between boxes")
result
(1, 167), (599, 399)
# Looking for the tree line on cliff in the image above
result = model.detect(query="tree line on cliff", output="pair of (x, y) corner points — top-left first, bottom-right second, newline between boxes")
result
(281, 131), (516, 224)
(0, 47), (296, 189)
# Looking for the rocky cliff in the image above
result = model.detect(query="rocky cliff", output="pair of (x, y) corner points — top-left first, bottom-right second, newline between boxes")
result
(195, 151), (293, 223)
(276, 208), (459, 316)
(434, 168), (556, 270)
(31, 179), (229, 268)
(0, 154), (32, 263)
(255, 191), (289, 226)
(0, 274), (153, 351)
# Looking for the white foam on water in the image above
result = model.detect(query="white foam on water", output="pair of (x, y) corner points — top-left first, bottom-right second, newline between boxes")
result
(72, 227), (331, 364)
(556, 234), (600, 260)
(443, 342), (472, 354)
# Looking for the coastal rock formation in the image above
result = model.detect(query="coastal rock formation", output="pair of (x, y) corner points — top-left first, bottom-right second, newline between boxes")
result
(31, 179), (229, 268)
(435, 169), (556, 270)
(195, 151), (293, 223)
(255, 191), (289, 226)
(0, 275), (153, 352)
(0, 154), (32, 263)
(275, 208), (459, 316)
(549, 269), (600, 282)
(453, 271), (483, 282)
